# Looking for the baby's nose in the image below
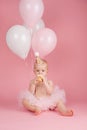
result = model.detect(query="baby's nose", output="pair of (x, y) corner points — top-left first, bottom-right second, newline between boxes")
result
(39, 71), (42, 74)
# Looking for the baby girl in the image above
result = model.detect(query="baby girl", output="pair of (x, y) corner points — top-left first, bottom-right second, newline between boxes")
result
(21, 54), (73, 116)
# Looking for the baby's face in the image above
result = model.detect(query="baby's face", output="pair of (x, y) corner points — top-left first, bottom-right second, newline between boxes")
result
(34, 65), (48, 76)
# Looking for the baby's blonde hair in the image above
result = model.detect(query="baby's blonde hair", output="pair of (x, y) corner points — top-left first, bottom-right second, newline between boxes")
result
(34, 56), (48, 70)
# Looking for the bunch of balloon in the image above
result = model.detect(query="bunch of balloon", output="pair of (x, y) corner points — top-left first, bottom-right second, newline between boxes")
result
(6, 0), (57, 59)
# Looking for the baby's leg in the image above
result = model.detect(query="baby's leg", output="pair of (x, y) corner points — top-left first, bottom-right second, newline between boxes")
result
(22, 99), (41, 115)
(55, 100), (73, 116)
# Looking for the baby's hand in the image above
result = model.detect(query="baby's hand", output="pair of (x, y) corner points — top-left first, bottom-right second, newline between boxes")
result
(37, 76), (43, 82)
(38, 75), (48, 85)
(35, 76), (43, 84)
(35, 75), (46, 84)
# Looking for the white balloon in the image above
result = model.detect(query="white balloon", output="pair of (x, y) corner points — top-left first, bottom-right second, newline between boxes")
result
(23, 19), (45, 36)
(23, 24), (33, 35)
(19, 0), (44, 27)
(31, 19), (45, 35)
(6, 25), (31, 59)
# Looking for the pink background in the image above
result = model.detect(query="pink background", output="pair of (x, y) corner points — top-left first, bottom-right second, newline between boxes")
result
(0, 0), (87, 130)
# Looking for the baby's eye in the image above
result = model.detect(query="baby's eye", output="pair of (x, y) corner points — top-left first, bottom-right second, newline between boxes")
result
(36, 70), (39, 72)
(42, 70), (45, 72)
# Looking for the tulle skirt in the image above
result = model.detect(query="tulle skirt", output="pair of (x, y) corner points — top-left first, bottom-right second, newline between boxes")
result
(19, 86), (66, 110)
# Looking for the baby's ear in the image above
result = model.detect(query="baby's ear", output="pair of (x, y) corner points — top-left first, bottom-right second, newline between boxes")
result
(46, 68), (48, 73)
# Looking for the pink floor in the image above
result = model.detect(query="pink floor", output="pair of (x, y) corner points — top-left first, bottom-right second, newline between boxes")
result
(0, 103), (87, 130)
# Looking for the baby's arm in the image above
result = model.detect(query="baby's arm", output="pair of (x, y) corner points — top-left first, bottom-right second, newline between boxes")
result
(45, 80), (54, 95)
(28, 80), (36, 94)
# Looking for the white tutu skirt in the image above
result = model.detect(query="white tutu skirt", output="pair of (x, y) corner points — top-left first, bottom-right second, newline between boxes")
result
(19, 86), (66, 111)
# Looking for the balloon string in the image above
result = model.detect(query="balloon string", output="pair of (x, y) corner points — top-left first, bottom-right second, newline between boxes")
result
(29, 49), (35, 80)
(24, 49), (34, 80)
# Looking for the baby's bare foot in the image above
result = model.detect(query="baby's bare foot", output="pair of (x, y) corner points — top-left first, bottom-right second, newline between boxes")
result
(34, 107), (42, 115)
(55, 107), (73, 116)
(60, 110), (73, 116)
